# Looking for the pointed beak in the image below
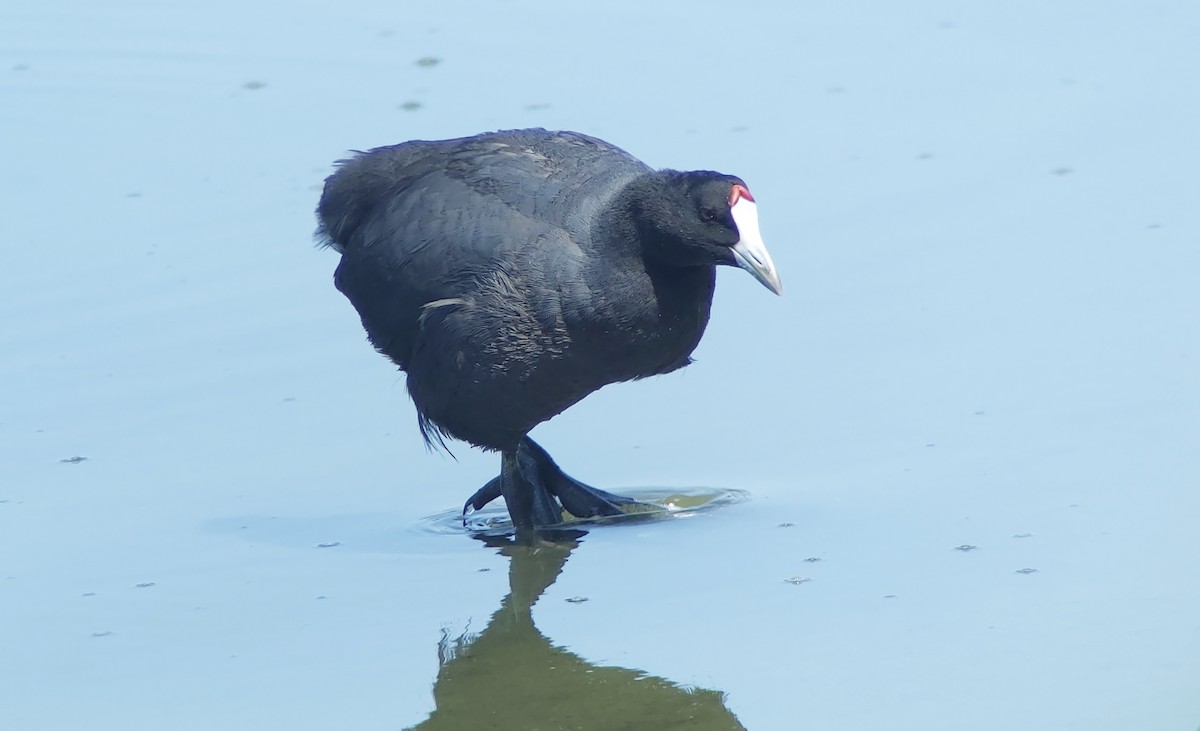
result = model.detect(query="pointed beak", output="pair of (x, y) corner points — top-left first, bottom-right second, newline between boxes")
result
(729, 197), (782, 295)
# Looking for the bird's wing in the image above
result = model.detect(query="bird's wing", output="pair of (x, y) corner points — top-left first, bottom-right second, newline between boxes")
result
(316, 130), (647, 367)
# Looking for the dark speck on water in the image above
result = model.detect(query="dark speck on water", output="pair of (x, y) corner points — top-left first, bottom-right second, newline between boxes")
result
(59, 456), (88, 464)
(400, 101), (422, 111)
(1013, 533), (1033, 538)
(784, 577), (812, 585)
(565, 596), (588, 604)
(316, 542), (340, 548)
(90, 631), (113, 638)
(1015, 568), (1039, 574)
(134, 582), (155, 588)
(804, 557), (822, 563)
(778, 522), (795, 528)
(242, 80), (266, 90)
(415, 56), (440, 67)
(954, 544), (978, 552)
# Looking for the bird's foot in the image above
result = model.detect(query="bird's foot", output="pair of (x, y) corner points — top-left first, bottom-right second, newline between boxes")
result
(462, 437), (660, 530)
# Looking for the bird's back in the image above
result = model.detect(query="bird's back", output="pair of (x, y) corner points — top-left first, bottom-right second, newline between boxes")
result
(317, 129), (649, 256)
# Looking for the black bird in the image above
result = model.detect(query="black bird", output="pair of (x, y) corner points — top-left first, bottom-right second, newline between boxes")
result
(316, 128), (780, 532)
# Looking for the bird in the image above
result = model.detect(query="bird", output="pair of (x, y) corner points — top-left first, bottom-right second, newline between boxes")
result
(316, 128), (780, 533)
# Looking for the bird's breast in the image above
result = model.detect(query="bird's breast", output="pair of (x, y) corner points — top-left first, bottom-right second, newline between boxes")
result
(566, 265), (715, 381)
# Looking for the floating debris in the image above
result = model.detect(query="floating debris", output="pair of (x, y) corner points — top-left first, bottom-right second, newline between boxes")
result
(954, 544), (978, 552)
(476, 567), (490, 572)
(316, 542), (340, 549)
(400, 101), (422, 111)
(777, 522), (795, 528)
(82, 592), (96, 597)
(242, 80), (266, 91)
(1015, 568), (1039, 575)
(883, 594), (897, 599)
(415, 56), (441, 68)
(134, 582), (155, 589)
(90, 631), (113, 638)
(59, 456), (88, 464)
(783, 576), (812, 585)
(1012, 533), (1033, 539)
(803, 557), (822, 563)
(564, 596), (589, 604)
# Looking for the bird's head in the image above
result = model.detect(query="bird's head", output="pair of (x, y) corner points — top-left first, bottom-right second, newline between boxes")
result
(637, 171), (782, 295)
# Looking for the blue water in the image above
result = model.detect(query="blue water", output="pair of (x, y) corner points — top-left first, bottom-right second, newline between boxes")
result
(2, 1), (1198, 729)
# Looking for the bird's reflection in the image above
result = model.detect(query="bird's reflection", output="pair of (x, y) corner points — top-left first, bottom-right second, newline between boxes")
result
(406, 531), (746, 730)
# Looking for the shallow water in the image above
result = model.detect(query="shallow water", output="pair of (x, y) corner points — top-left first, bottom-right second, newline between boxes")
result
(2, 1), (1199, 729)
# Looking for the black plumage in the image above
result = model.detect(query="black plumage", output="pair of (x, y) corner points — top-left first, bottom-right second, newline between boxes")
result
(317, 128), (780, 532)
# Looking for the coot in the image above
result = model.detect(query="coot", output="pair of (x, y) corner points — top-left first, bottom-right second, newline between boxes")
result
(316, 128), (780, 532)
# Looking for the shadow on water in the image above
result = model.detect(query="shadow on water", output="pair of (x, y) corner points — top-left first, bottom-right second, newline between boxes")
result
(407, 531), (747, 730)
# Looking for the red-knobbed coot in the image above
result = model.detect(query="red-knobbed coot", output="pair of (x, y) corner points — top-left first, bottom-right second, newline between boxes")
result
(316, 128), (780, 532)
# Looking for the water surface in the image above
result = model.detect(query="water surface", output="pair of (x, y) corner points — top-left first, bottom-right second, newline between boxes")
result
(2, 1), (1198, 729)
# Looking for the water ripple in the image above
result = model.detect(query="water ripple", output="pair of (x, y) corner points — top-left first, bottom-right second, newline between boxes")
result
(413, 487), (751, 537)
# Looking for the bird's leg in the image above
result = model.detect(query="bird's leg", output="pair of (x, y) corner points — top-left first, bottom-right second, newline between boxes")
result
(518, 438), (644, 519)
(463, 452), (558, 527)
(498, 448), (563, 533)
(463, 444), (561, 535)
(462, 439), (656, 530)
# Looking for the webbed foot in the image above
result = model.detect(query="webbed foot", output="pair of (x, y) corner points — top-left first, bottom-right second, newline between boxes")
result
(463, 437), (651, 532)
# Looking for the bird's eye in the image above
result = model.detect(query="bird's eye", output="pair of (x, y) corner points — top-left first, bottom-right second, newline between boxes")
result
(700, 207), (718, 222)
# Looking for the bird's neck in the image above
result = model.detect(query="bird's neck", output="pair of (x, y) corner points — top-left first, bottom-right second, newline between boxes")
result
(596, 173), (718, 307)
(593, 180), (651, 261)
